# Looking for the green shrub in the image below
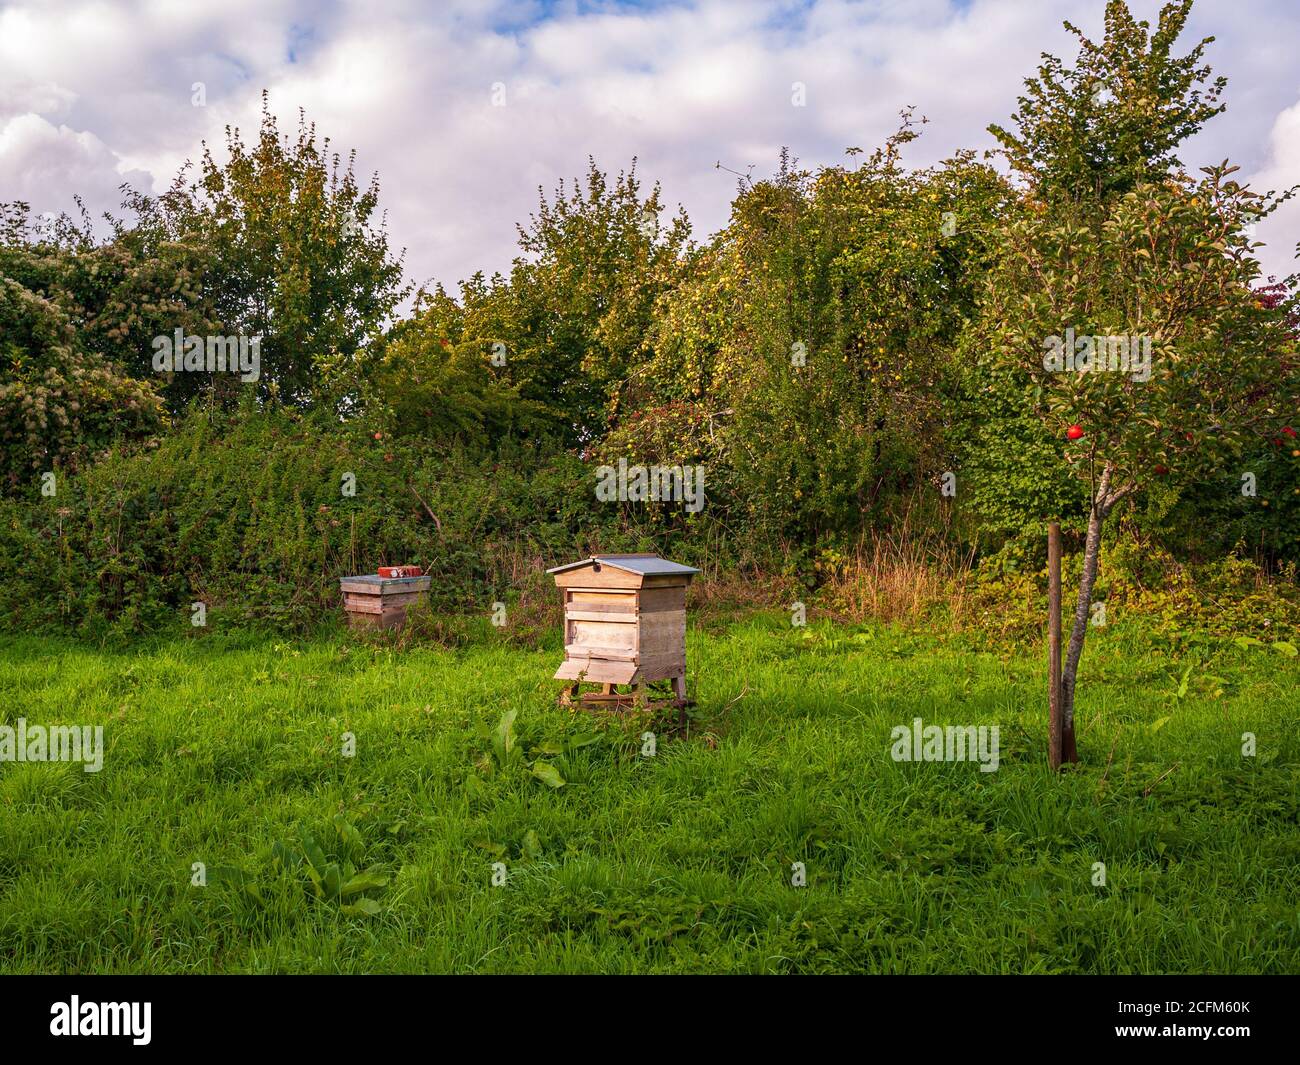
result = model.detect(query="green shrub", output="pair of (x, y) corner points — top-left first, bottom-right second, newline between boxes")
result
(0, 407), (677, 634)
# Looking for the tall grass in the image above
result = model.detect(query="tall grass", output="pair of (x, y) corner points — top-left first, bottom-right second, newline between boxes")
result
(2, 615), (1297, 974)
(822, 520), (976, 627)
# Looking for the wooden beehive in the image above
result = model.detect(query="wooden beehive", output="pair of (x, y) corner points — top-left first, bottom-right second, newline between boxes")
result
(547, 554), (699, 706)
(339, 573), (431, 631)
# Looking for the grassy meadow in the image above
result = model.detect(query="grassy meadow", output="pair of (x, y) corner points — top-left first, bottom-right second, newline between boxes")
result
(1, 614), (1298, 974)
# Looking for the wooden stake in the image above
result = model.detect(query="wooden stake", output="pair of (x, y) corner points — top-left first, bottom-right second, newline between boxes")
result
(1048, 521), (1063, 771)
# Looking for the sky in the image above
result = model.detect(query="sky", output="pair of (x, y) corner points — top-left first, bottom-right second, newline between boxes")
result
(1, 0), (1298, 294)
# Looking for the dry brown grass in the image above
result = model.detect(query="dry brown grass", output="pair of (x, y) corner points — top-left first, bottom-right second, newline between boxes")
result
(818, 529), (975, 627)
(466, 525), (978, 634)
(687, 566), (800, 618)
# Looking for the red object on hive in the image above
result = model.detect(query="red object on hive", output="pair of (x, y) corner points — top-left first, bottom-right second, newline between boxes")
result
(378, 566), (424, 579)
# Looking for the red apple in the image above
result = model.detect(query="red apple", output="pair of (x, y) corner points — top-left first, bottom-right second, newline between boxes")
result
(1066, 424), (1085, 441)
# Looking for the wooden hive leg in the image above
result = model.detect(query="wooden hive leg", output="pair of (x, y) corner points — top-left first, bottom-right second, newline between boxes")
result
(672, 674), (687, 728)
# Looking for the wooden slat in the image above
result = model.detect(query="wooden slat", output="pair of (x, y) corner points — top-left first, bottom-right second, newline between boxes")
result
(637, 653), (686, 681)
(567, 600), (635, 617)
(568, 619), (637, 651)
(340, 576), (431, 594)
(568, 590), (636, 608)
(554, 658), (639, 684)
(553, 567), (642, 590)
(566, 604), (638, 617)
(637, 611), (686, 656)
(347, 605), (410, 630)
(640, 574), (690, 588)
(637, 586), (686, 614)
(343, 591), (425, 614)
(565, 609), (636, 623)
(564, 643), (637, 661)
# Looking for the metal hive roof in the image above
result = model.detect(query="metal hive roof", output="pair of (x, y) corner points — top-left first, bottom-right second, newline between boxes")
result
(546, 554), (700, 577)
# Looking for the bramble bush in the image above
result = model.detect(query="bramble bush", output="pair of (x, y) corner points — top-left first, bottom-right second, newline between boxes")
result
(0, 407), (690, 635)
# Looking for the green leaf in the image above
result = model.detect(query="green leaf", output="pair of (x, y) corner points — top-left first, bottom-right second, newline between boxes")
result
(531, 760), (566, 788)
(493, 709), (518, 767)
(322, 861), (344, 900)
(297, 826), (329, 876)
(1271, 641), (1297, 658)
(333, 813), (363, 852)
(522, 829), (542, 859)
(1233, 636), (1263, 649)
(341, 897), (382, 916)
(340, 867), (390, 898)
(302, 861), (324, 897)
(1149, 716), (1171, 733)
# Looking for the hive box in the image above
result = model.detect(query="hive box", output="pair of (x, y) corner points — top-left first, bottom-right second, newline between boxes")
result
(546, 554), (698, 701)
(339, 574), (431, 630)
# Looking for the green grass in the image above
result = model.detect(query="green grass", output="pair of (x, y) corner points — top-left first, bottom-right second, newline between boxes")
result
(1, 615), (1297, 973)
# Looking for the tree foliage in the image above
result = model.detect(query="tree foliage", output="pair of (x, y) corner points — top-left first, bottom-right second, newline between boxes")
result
(0, 203), (164, 491)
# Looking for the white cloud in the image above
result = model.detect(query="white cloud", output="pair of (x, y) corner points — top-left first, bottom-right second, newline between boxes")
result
(0, 0), (1295, 291)
(0, 112), (151, 219)
(1247, 97), (1300, 282)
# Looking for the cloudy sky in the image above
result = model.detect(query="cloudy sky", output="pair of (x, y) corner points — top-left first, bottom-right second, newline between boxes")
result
(1, 0), (1298, 294)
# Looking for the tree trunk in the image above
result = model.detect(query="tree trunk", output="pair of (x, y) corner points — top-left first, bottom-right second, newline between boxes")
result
(1060, 463), (1131, 765)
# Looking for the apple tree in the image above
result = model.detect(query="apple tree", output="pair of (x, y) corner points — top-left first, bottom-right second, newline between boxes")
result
(980, 0), (1299, 762)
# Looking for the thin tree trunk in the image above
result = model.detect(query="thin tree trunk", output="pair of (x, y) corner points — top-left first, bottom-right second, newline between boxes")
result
(1060, 463), (1132, 764)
